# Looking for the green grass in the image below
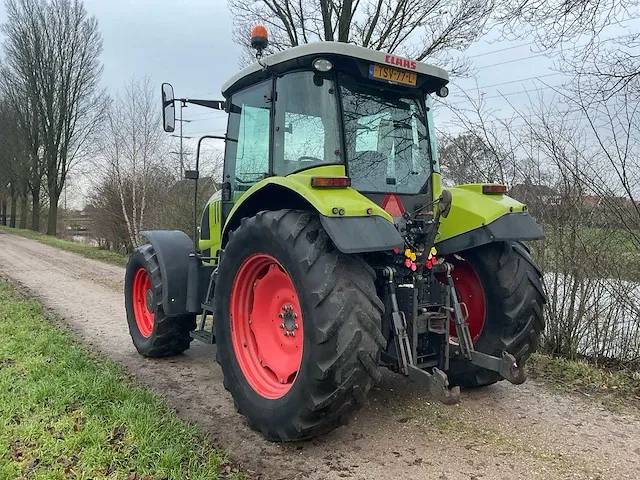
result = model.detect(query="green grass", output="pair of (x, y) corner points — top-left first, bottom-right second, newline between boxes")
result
(0, 226), (128, 268)
(0, 281), (244, 480)
(528, 353), (640, 412)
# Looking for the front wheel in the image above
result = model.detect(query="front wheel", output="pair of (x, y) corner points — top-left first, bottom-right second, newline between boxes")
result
(445, 241), (546, 388)
(214, 210), (386, 442)
(124, 244), (196, 357)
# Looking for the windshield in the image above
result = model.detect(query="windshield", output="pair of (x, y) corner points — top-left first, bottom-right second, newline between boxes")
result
(340, 75), (433, 194)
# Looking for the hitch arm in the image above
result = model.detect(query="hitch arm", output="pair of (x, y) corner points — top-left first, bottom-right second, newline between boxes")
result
(441, 262), (527, 385)
(383, 267), (460, 405)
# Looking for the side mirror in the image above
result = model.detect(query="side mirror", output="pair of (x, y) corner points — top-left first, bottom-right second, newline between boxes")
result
(161, 82), (175, 133)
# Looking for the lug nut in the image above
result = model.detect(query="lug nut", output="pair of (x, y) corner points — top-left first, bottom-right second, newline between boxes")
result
(278, 313), (284, 318)
(290, 331), (295, 337)
(279, 323), (285, 329)
(294, 323), (299, 330)
(282, 306), (287, 311)
(284, 331), (289, 337)
(293, 313), (298, 319)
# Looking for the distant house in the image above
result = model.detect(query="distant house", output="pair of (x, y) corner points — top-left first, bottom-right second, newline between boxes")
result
(509, 183), (561, 206)
(580, 195), (601, 210)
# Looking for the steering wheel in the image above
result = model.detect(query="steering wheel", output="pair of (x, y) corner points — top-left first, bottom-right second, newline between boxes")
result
(297, 156), (322, 162)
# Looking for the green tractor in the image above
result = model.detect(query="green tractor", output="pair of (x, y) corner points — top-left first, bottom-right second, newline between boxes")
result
(124, 27), (546, 442)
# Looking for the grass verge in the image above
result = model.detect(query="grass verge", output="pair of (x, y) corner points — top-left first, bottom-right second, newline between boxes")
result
(0, 280), (244, 480)
(0, 226), (128, 268)
(527, 352), (640, 412)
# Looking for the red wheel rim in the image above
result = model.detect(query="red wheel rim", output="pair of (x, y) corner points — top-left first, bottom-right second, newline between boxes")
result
(445, 257), (486, 343)
(132, 267), (154, 338)
(230, 254), (304, 399)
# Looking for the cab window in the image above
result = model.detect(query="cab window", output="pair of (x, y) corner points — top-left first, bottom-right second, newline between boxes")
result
(273, 71), (341, 175)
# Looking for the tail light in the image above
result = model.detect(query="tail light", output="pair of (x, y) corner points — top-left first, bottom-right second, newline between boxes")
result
(310, 177), (351, 188)
(482, 184), (507, 194)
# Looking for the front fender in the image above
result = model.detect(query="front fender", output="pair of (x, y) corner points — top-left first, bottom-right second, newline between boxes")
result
(435, 184), (544, 255)
(139, 230), (193, 316)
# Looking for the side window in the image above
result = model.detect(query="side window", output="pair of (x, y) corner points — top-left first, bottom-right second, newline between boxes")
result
(224, 80), (272, 191)
(273, 71), (341, 175)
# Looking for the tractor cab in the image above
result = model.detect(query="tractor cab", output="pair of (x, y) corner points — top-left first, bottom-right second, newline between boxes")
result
(218, 40), (450, 218)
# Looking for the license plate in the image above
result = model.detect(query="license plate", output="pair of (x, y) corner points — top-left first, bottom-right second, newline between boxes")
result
(369, 64), (417, 86)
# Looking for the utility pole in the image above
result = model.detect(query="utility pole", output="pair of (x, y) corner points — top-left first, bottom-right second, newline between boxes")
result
(170, 100), (192, 179)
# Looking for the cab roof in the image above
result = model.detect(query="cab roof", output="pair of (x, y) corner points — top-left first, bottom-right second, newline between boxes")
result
(221, 41), (450, 98)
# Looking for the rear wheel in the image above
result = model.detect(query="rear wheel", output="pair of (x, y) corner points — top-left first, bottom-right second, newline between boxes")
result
(125, 244), (196, 357)
(445, 241), (545, 388)
(214, 210), (385, 441)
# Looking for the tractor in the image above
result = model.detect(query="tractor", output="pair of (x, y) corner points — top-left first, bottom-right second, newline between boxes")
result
(124, 26), (546, 442)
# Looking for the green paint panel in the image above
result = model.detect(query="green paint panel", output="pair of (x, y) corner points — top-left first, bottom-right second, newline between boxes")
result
(436, 183), (527, 243)
(198, 191), (222, 265)
(222, 165), (393, 238)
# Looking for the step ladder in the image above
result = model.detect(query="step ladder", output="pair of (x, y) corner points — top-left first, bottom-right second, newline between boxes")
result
(189, 268), (216, 344)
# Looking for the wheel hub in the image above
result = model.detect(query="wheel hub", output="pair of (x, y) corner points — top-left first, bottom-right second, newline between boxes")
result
(230, 254), (304, 399)
(282, 306), (298, 332)
(132, 267), (155, 338)
(145, 289), (154, 313)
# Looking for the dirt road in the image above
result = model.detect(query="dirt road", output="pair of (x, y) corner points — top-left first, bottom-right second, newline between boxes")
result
(1, 231), (639, 480)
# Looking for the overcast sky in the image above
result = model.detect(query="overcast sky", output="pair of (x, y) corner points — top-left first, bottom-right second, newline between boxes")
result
(0, 1), (637, 207)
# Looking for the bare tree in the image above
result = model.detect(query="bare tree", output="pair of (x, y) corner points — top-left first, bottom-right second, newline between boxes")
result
(498, 0), (640, 100)
(229, 0), (497, 74)
(498, 0), (638, 49)
(1, 0), (105, 235)
(95, 76), (166, 249)
(0, 100), (31, 228)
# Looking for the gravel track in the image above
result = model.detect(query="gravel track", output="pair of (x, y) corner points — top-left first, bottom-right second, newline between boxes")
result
(1, 231), (639, 480)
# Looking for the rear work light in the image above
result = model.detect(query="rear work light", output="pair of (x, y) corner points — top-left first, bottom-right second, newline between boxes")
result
(482, 184), (507, 194)
(310, 177), (351, 188)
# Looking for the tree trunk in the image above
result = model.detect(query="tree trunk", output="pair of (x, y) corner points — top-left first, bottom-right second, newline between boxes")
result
(19, 195), (28, 229)
(47, 192), (59, 236)
(10, 194), (17, 228)
(0, 200), (6, 226)
(31, 186), (40, 232)
(338, 0), (353, 42)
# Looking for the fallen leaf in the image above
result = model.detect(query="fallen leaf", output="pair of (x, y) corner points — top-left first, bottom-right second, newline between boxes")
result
(28, 458), (40, 469)
(397, 417), (411, 423)
(127, 473), (136, 480)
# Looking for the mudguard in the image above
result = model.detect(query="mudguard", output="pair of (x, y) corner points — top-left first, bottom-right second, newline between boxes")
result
(320, 215), (404, 254)
(221, 165), (401, 254)
(139, 230), (193, 316)
(435, 212), (544, 255)
(433, 182), (544, 255)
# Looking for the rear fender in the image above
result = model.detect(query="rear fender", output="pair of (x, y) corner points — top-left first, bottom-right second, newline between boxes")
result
(222, 165), (402, 254)
(435, 184), (544, 255)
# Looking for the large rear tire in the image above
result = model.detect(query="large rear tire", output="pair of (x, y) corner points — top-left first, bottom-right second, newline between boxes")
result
(445, 241), (545, 388)
(124, 244), (196, 357)
(214, 210), (385, 442)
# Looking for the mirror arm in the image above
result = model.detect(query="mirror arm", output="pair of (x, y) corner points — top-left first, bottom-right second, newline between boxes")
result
(181, 98), (226, 111)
